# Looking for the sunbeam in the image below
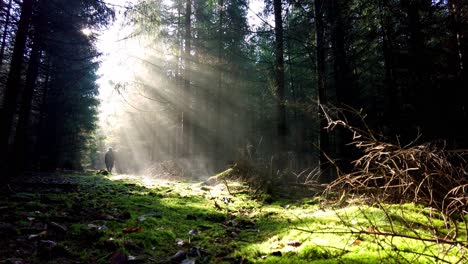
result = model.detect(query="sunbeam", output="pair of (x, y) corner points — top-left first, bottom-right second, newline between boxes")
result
(96, 0), (263, 178)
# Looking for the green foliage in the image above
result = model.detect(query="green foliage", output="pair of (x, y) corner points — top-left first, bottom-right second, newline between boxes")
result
(2, 173), (466, 263)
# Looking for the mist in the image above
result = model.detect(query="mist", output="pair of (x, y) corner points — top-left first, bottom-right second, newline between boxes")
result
(97, 2), (254, 178)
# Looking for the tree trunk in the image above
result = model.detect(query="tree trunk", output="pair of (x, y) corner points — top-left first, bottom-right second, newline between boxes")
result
(12, 27), (41, 175)
(328, 0), (353, 106)
(402, 0), (430, 136)
(182, 0), (192, 157)
(175, 2), (183, 158)
(328, 0), (355, 173)
(0, 0), (13, 70)
(33, 62), (50, 169)
(0, 0), (33, 176)
(315, 0), (331, 181)
(273, 0), (287, 158)
(448, 0), (467, 77)
(213, 0), (224, 170)
(448, 0), (468, 146)
(377, 0), (397, 135)
(404, 0), (424, 94)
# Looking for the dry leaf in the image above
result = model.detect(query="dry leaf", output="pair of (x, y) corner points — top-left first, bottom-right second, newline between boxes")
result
(109, 250), (126, 264)
(122, 226), (142, 233)
(287, 241), (302, 247)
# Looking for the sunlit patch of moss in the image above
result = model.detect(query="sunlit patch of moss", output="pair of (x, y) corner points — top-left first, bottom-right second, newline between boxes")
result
(297, 245), (343, 260)
(229, 201), (468, 263)
(9, 173), (465, 263)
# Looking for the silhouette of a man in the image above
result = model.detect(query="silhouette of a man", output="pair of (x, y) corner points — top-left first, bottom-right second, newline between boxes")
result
(105, 147), (115, 173)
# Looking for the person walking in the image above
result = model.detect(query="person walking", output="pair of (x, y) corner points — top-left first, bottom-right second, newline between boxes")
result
(104, 147), (115, 173)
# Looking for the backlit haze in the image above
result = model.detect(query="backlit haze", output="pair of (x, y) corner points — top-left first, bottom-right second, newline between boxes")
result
(95, 0), (268, 178)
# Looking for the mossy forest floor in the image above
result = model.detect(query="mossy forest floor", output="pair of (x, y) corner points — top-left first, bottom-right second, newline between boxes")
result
(0, 172), (466, 263)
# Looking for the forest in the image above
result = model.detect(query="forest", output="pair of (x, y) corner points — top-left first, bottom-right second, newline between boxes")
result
(1, 0), (468, 263)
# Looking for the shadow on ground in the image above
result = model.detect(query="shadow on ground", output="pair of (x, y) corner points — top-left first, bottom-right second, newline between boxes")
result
(0, 172), (463, 264)
(0, 172), (300, 263)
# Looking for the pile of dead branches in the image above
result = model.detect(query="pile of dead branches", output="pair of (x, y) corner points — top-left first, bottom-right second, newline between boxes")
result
(324, 116), (468, 218)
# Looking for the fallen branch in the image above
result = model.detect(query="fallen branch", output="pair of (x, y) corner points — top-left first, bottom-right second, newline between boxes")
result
(294, 227), (468, 247)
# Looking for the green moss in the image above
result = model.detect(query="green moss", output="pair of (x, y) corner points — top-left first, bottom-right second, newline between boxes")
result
(69, 223), (89, 237)
(4, 173), (467, 263)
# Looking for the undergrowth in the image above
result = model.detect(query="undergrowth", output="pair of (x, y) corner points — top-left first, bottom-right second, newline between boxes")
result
(318, 107), (468, 263)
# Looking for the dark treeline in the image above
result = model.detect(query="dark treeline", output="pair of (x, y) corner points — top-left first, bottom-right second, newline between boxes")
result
(0, 0), (113, 179)
(255, 0), (468, 181)
(1, 0), (467, 182)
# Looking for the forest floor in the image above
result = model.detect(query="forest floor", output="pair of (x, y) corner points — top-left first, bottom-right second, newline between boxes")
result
(0, 172), (466, 264)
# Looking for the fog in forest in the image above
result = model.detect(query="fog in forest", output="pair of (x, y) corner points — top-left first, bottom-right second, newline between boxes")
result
(1, 0), (466, 186)
(95, 0), (272, 178)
